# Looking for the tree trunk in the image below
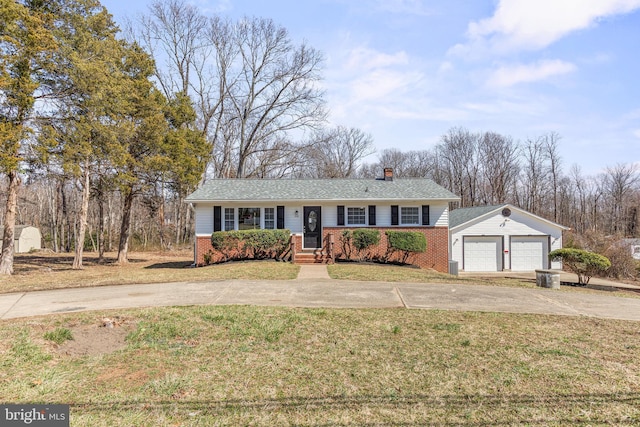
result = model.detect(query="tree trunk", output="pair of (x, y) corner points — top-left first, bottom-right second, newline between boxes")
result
(183, 197), (192, 245)
(107, 195), (114, 252)
(117, 188), (134, 264)
(72, 167), (90, 269)
(0, 171), (21, 275)
(158, 191), (166, 250)
(175, 194), (183, 246)
(60, 183), (71, 252)
(49, 181), (59, 253)
(98, 191), (105, 262)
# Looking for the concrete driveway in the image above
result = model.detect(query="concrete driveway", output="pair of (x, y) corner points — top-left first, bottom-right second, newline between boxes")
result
(2, 269), (640, 321)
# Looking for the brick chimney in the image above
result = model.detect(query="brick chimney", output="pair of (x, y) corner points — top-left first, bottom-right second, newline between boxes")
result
(383, 168), (393, 181)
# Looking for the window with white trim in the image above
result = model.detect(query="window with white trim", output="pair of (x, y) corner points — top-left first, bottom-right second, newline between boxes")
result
(347, 207), (366, 225)
(224, 208), (234, 231)
(238, 207), (261, 230)
(400, 207), (420, 225)
(264, 208), (275, 229)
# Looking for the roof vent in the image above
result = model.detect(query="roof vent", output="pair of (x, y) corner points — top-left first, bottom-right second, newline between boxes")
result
(383, 168), (393, 181)
(502, 207), (511, 217)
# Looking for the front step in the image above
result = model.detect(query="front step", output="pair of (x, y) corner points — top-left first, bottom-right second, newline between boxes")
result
(294, 251), (330, 264)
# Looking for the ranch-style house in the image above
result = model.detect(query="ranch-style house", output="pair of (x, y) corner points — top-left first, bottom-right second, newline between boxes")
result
(185, 169), (459, 272)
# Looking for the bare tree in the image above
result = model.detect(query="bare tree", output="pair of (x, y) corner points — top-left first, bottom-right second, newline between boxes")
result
(138, 3), (327, 180)
(542, 132), (563, 222)
(373, 149), (409, 177)
(478, 132), (519, 205)
(569, 165), (587, 233)
(299, 126), (374, 178)
(214, 17), (326, 178)
(600, 163), (640, 235)
(518, 137), (548, 215)
(138, 0), (207, 98)
(437, 127), (481, 207)
(362, 148), (435, 179)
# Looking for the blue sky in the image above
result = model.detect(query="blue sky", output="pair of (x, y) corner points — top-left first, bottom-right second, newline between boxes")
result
(102, 0), (640, 175)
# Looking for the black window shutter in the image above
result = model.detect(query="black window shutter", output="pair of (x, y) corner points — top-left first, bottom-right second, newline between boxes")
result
(337, 205), (345, 226)
(368, 205), (376, 226)
(391, 205), (399, 226)
(422, 205), (430, 225)
(277, 206), (285, 229)
(213, 206), (222, 232)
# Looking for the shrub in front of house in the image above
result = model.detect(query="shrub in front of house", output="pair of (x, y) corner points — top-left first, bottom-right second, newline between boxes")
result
(339, 229), (353, 260)
(385, 231), (427, 264)
(352, 229), (381, 261)
(337, 229), (381, 261)
(549, 248), (611, 285)
(211, 229), (290, 262)
(243, 229), (290, 259)
(211, 231), (242, 262)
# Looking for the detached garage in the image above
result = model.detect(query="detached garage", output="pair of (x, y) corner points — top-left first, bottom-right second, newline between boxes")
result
(449, 205), (567, 272)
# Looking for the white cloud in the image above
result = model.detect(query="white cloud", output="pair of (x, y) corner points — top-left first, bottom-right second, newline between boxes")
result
(438, 61), (454, 74)
(344, 47), (409, 72)
(325, 44), (425, 124)
(376, 104), (469, 121)
(197, 0), (232, 14)
(623, 109), (640, 121)
(373, 0), (434, 16)
(487, 59), (576, 87)
(328, 45), (420, 104)
(633, 129), (640, 139)
(350, 69), (420, 101)
(454, 0), (640, 55)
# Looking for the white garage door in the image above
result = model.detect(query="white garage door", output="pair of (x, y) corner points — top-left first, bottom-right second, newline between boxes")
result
(511, 236), (548, 271)
(464, 236), (502, 272)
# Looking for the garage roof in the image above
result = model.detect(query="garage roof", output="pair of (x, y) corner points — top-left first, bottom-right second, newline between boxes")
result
(449, 204), (569, 230)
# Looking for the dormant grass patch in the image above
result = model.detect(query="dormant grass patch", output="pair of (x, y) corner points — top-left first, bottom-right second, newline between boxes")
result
(328, 263), (640, 297)
(0, 251), (299, 293)
(1, 306), (638, 425)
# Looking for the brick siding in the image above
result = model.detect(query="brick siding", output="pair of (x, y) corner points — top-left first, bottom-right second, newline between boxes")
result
(324, 227), (449, 273)
(195, 227), (450, 273)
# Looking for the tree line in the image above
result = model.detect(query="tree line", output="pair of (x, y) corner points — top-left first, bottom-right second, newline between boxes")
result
(361, 128), (639, 242)
(2, 0), (638, 277)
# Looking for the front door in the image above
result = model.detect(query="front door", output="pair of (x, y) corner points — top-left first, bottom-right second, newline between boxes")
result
(303, 206), (322, 248)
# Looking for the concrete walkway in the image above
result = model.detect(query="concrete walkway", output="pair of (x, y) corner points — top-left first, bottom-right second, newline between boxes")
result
(2, 266), (640, 321)
(296, 264), (332, 280)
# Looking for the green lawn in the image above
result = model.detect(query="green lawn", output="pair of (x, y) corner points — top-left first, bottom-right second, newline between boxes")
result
(1, 305), (639, 425)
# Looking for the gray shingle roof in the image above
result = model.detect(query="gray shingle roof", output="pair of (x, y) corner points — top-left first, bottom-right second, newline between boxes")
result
(449, 205), (506, 228)
(186, 178), (459, 203)
(14, 225), (33, 238)
(449, 204), (569, 230)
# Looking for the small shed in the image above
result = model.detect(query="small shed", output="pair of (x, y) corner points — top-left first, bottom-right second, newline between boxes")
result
(449, 204), (568, 272)
(624, 239), (640, 260)
(14, 225), (42, 253)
